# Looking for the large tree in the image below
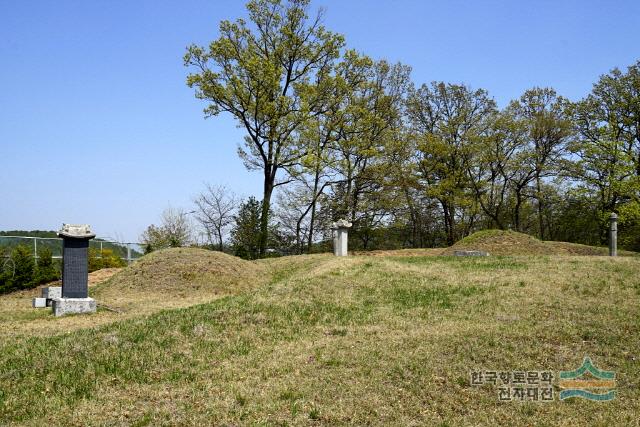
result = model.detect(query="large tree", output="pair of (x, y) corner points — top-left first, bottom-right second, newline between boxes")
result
(508, 88), (572, 239)
(407, 82), (497, 245)
(570, 61), (640, 242)
(466, 110), (524, 230)
(185, 0), (344, 256)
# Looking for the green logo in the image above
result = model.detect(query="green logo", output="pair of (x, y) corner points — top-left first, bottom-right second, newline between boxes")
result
(559, 357), (616, 401)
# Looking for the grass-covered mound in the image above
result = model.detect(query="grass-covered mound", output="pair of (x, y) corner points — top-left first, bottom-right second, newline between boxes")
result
(444, 229), (633, 256)
(91, 247), (267, 313)
(445, 230), (550, 255)
(94, 247), (263, 294)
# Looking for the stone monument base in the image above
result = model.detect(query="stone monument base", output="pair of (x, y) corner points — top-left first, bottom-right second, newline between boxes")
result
(52, 298), (97, 317)
(454, 250), (490, 257)
(42, 286), (62, 307)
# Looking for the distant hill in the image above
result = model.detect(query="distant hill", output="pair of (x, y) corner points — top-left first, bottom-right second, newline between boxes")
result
(0, 230), (58, 238)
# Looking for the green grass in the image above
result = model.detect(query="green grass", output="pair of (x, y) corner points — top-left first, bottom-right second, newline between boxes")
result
(0, 254), (639, 425)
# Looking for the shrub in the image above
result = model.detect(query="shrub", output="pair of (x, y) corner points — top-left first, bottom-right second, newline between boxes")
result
(35, 247), (59, 284)
(0, 248), (13, 293)
(88, 248), (126, 272)
(11, 245), (35, 290)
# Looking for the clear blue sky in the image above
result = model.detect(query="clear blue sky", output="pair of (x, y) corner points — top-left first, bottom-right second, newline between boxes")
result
(1, 0), (638, 241)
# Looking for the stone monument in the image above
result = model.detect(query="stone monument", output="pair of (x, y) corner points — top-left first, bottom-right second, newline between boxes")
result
(331, 219), (352, 257)
(51, 224), (97, 316)
(609, 213), (618, 257)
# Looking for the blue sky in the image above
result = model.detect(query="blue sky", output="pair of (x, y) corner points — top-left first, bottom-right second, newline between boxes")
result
(1, 0), (639, 241)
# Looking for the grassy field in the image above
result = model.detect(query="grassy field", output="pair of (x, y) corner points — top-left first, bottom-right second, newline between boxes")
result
(0, 245), (639, 425)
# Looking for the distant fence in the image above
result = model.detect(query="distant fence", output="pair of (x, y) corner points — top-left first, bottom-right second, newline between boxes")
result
(0, 236), (145, 265)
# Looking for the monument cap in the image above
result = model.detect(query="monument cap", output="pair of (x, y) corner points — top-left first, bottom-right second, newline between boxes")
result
(57, 223), (96, 239)
(331, 219), (353, 229)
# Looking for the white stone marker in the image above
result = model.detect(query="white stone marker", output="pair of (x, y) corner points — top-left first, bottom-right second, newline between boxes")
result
(331, 219), (352, 257)
(32, 297), (47, 308)
(609, 213), (618, 257)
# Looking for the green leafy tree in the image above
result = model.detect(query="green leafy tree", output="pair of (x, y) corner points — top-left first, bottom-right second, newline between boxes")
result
(407, 82), (497, 245)
(508, 88), (572, 239)
(569, 61), (640, 243)
(466, 110), (524, 230)
(328, 58), (411, 249)
(185, 0), (345, 257)
(230, 197), (263, 259)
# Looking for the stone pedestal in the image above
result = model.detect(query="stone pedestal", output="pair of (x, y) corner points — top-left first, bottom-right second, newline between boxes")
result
(52, 298), (96, 317)
(331, 219), (352, 257)
(609, 213), (618, 257)
(42, 286), (61, 307)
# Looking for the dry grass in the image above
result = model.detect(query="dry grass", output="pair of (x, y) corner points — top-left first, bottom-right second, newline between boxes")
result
(1, 245), (639, 425)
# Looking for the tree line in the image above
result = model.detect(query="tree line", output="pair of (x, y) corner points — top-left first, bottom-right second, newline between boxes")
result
(159, 0), (640, 258)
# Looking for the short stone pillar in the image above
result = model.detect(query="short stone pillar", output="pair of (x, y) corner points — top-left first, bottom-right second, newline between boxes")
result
(52, 224), (97, 316)
(331, 219), (352, 257)
(609, 213), (618, 257)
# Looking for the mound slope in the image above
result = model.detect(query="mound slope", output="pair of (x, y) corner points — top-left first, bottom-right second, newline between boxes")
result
(95, 247), (264, 294)
(90, 248), (267, 314)
(443, 229), (625, 256)
(444, 230), (549, 255)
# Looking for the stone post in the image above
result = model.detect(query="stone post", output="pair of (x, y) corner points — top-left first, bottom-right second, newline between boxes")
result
(609, 213), (618, 257)
(52, 224), (97, 316)
(331, 219), (352, 257)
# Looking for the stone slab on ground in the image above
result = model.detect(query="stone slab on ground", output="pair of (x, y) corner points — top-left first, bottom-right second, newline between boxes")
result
(454, 250), (490, 257)
(51, 298), (97, 317)
(32, 297), (47, 308)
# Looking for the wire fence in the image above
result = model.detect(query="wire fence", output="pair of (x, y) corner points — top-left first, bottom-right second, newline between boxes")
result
(0, 236), (145, 265)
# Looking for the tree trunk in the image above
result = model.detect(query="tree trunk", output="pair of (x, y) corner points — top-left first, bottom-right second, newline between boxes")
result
(514, 190), (523, 232)
(217, 229), (223, 252)
(295, 218), (303, 254)
(259, 168), (275, 257)
(535, 171), (545, 240)
(441, 201), (455, 246)
(307, 165), (321, 253)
